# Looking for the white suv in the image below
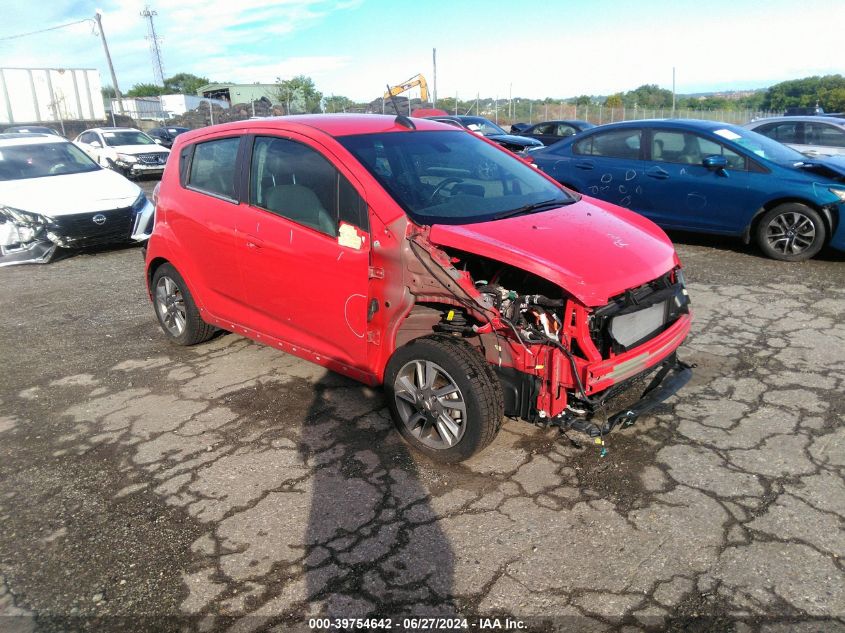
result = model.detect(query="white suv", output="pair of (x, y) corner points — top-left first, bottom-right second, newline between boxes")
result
(73, 127), (170, 178)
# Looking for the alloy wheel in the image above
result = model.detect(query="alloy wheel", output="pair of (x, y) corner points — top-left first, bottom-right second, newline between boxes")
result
(765, 211), (816, 255)
(155, 275), (187, 337)
(393, 359), (467, 450)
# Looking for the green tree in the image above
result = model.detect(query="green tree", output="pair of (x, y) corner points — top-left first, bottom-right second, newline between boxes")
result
(762, 74), (845, 112)
(126, 83), (166, 97)
(604, 93), (623, 108)
(275, 75), (323, 114)
(624, 84), (673, 108)
(101, 85), (116, 99)
(571, 95), (592, 106)
(163, 73), (210, 96)
(324, 95), (354, 113)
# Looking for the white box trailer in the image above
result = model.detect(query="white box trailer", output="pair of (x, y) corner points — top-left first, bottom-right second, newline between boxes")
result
(0, 67), (106, 125)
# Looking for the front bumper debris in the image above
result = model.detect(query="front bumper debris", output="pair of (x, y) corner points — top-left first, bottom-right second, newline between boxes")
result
(553, 353), (693, 438)
(1, 200), (152, 267)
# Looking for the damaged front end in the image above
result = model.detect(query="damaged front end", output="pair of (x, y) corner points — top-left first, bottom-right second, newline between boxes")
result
(0, 193), (154, 267)
(398, 229), (693, 439)
(0, 207), (57, 267)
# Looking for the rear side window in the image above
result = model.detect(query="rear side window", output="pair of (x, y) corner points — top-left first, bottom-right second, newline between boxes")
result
(756, 122), (799, 144)
(187, 137), (240, 199)
(249, 136), (367, 237)
(575, 129), (642, 159)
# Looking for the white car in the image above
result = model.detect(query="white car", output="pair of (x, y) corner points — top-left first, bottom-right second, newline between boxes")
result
(73, 127), (170, 178)
(0, 134), (154, 266)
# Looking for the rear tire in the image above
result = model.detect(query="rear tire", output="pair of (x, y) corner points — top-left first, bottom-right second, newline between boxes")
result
(384, 335), (503, 463)
(151, 263), (216, 346)
(755, 203), (826, 261)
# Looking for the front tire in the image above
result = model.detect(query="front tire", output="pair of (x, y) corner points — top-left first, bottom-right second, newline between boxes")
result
(755, 203), (826, 261)
(151, 263), (216, 345)
(384, 335), (503, 463)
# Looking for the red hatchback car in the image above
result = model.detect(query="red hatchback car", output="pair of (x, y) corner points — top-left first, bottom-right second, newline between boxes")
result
(145, 114), (692, 462)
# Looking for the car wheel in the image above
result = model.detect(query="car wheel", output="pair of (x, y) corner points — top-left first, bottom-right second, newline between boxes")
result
(151, 263), (216, 345)
(755, 203), (826, 262)
(384, 335), (503, 463)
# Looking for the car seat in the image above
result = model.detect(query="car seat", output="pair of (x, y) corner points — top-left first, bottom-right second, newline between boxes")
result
(264, 184), (336, 236)
(652, 139), (664, 161)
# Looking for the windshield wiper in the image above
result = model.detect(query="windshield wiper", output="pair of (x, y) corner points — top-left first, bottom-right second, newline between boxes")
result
(493, 198), (572, 221)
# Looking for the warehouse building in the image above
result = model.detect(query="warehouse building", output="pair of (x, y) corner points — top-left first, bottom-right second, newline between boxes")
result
(197, 83), (279, 105)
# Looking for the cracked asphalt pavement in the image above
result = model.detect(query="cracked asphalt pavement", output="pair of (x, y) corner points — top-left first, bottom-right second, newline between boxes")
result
(0, 183), (843, 632)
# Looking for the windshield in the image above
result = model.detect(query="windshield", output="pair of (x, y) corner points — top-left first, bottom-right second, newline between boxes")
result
(338, 130), (573, 225)
(102, 130), (155, 147)
(0, 142), (99, 180)
(463, 118), (508, 136)
(167, 128), (188, 136)
(712, 126), (805, 164)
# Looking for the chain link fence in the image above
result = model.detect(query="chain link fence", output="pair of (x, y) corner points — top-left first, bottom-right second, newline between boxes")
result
(486, 102), (777, 128)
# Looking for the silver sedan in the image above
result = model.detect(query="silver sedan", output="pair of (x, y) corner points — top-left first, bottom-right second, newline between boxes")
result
(743, 115), (845, 158)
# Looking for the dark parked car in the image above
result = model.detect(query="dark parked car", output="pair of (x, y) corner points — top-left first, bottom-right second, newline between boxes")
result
(424, 115), (543, 153)
(530, 119), (845, 261)
(784, 106), (825, 116)
(146, 126), (190, 148)
(509, 122), (532, 134)
(3, 125), (62, 136)
(515, 120), (596, 145)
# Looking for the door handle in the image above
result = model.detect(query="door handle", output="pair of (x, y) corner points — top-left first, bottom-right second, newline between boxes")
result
(244, 235), (264, 249)
(574, 160), (594, 170)
(647, 167), (669, 179)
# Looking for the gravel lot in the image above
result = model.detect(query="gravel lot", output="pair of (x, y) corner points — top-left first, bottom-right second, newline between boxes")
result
(1, 178), (843, 632)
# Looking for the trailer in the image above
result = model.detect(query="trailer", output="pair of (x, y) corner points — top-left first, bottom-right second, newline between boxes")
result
(0, 68), (106, 126)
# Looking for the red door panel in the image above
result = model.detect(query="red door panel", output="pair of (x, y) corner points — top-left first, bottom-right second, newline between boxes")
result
(237, 212), (369, 368)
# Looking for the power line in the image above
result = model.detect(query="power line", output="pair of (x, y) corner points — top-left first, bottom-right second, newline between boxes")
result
(0, 18), (95, 42)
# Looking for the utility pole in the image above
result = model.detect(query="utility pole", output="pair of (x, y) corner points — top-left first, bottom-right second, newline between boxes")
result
(141, 6), (165, 86)
(432, 48), (437, 107)
(509, 82), (512, 119)
(94, 11), (124, 115)
(671, 66), (676, 118)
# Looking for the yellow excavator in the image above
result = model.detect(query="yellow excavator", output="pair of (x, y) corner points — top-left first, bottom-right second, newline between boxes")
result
(384, 74), (430, 102)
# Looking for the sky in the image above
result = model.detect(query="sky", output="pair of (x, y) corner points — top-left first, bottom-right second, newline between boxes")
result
(1, 0), (843, 103)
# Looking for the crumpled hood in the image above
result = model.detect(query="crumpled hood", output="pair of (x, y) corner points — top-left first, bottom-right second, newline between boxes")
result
(428, 197), (678, 306)
(0, 169), (142, 216)
(486, 133), (543, 147)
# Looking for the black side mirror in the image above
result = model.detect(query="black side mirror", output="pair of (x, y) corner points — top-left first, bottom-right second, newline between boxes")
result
(702, 154), (728, 171)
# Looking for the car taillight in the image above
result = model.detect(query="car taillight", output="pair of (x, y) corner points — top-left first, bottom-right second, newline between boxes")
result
(152, 182), (161, 207)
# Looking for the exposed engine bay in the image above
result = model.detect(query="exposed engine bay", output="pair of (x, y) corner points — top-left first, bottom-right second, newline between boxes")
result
(401, 233), (693, 437)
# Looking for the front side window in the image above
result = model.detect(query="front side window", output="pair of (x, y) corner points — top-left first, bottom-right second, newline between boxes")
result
(756, 122), (799, 144)
(805, 122), (845, 148)
(249, 136), (367, 236)
(652, 131), (746, 169)
(187, 137), (240, 199)
(575, 129), (642, 159)
(338, 130), (573, 226)
(532, 123), (555, 135)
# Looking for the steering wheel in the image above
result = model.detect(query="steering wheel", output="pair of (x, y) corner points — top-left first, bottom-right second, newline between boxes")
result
(428, 177), (464, 201)
(48, 163), (66, 175)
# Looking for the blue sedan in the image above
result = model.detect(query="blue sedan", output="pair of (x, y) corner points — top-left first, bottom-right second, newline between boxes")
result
(530, 119), (845, 261)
